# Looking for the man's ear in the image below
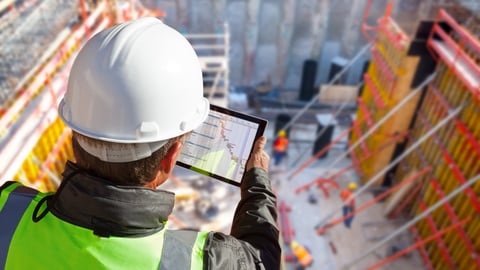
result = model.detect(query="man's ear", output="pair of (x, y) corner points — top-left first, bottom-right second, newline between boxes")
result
(160, 141), (183, 175)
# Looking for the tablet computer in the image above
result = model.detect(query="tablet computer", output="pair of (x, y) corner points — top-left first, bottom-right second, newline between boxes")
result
(176, 104), (268, 187)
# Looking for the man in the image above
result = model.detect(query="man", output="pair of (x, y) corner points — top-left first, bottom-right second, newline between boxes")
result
(0, 18), (280, 269)
(272, 129), (289, 166)
(340, 182), (357, 228)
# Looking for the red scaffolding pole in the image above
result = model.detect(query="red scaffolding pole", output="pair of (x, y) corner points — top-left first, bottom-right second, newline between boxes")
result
(429, 178), (480, 267)
(419, 201), (456, 268)
(278, 200), (295, 245)
(387, 181), (423, 219)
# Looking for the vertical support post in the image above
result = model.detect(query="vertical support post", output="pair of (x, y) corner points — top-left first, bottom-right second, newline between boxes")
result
(276, 0), (295, 85)
(310, 0), (329, 59)
(243, 0), (260, 85)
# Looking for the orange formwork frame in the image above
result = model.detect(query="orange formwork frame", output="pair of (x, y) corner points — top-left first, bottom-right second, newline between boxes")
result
(352, 1), (424, 191)
(427, 10), (480, 98)
(315, 104), (462, 229)
(409, 109), (480, 268)
(417, 109), (480, 211)
(387, 8), (480, 269)
(427, 11), (480, 268)
(342, 173), (480, 269)
(286, 72), (431, 182)
(294, 73), (434, 186)
(410, 226), (435, 270)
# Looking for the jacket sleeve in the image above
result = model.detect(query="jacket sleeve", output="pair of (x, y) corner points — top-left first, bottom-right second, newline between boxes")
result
(203, 168), (281, 270)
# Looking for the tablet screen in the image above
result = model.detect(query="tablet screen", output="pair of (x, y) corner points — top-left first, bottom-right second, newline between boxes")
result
(176, 104), (267, 186)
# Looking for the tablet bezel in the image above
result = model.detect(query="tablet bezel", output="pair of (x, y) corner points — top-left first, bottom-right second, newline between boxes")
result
(176, 104), (267, 187)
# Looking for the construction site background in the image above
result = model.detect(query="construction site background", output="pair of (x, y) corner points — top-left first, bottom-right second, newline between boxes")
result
(1, 0), (480, 269)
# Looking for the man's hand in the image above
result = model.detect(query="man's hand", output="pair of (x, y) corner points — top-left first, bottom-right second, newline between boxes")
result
(246, 136), (270, 172)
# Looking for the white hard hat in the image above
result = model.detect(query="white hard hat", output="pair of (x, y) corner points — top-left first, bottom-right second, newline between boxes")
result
(59, 17), (209, 162)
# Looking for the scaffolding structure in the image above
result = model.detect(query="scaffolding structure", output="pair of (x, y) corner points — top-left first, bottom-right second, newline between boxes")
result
(0, 0), (229, 191)
(1, 1), (479, 269)
(184, 24), (231, 108)
(308, 5), (480, 269)
(0, 1), (113, 191)
(391, 10), (480, 270)
(349, 7), (480, 270)
(349, 9), (422, 187)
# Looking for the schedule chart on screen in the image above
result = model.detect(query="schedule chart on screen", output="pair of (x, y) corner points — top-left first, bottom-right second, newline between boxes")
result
(179, 110), (259, 184)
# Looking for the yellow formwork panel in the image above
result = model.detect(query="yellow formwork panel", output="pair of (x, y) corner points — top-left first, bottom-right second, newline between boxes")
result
(366, 69), (390, 109)
(423, 137), (439, 166)
(463, 99), (480, 135)
(435, 161), (453, 193)
(452, 195), (475, 224)
(401, 14), (480, 270)
(416, 217), (429, 243)
(451, 241), (468, 268)
(423, 189), (472, 270)
(430, 208), (447, 230)
(13, 117), (73, 192)
(376, 30), (406, 78)
(375, 40), (392, 70)
(468, 219), (480, 253)
(21, 154), (39, 183)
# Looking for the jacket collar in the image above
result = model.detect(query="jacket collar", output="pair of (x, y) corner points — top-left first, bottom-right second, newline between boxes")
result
(50, 162), (175, 237)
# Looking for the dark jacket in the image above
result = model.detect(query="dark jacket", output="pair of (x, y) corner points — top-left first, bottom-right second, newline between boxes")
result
(1, 162), (280, 269)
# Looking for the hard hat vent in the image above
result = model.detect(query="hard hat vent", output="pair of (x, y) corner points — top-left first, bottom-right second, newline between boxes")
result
(137, 122), (160, 139)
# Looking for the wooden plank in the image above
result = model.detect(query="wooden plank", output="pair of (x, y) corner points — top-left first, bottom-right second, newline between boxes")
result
(318, 84), (358, 105)
(381, 55), (422, 134)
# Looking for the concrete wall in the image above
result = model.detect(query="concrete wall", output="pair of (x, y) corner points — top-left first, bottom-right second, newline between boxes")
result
(148, 0), (461, 90)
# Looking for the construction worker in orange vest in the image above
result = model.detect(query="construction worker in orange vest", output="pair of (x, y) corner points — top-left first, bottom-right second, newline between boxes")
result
(340, 182), (357, 228)
(290, 241), (313, 269)
(273, 129), (289, 166)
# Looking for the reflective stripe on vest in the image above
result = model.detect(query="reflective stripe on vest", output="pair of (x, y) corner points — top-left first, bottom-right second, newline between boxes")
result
(160, 230), (208, 269)
(0, 183), (209, 269)
(0, 183), (39, 268)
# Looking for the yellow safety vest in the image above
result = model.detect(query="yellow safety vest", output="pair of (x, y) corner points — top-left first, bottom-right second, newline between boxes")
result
(0, 182), (208, 270)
